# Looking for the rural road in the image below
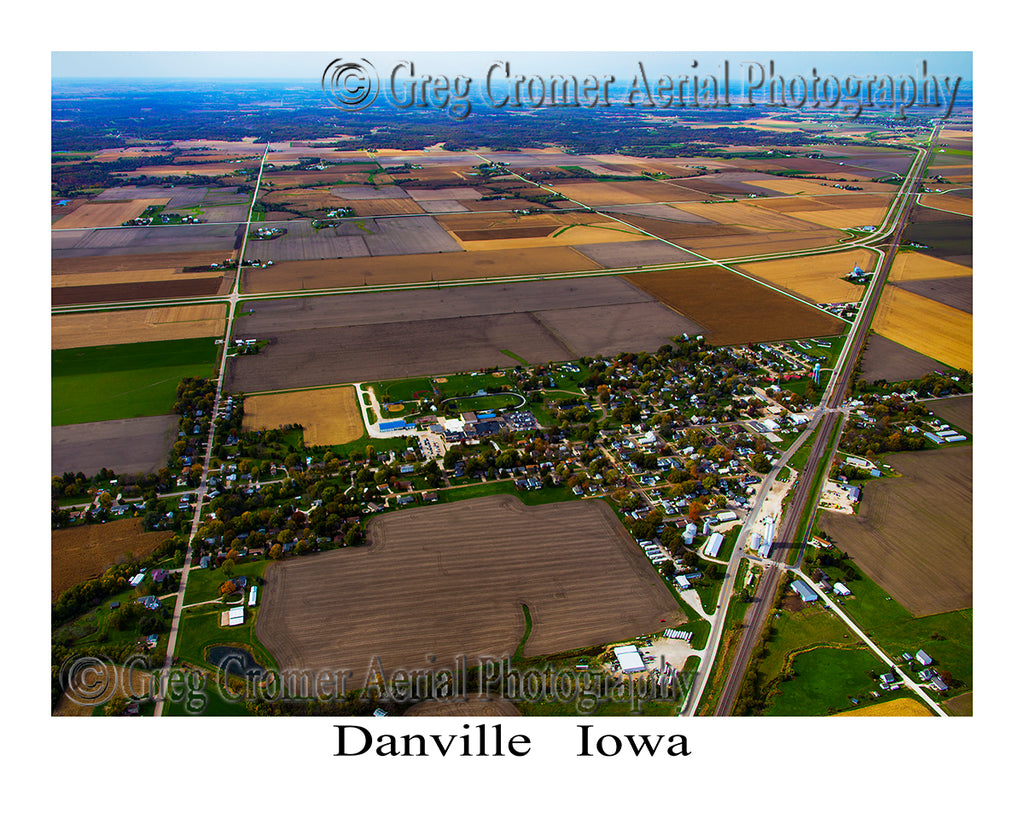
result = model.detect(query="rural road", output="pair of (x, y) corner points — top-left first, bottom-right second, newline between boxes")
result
(153, 143), (270, 717)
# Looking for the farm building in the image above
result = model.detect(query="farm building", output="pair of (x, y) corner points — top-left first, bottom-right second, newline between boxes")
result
(674, 575), (692, 591)
(833, 581), (851, 596)
(790, 579), (818, 603)
(704, 532), (725, 558)
(717, 510), (738, 523)
(613, 644), (647, 674)
(227, 606), (245, 627)
(248, 585), (258, 606)
(916, 650), (933, 666)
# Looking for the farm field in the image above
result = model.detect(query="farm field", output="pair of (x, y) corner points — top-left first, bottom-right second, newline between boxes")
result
(919, 193), (972, 216)
(832, 697), (934, 717)
(52, 223), (244, 258)
(871, 285), (972, 370)
(572, 239), (700, 267)
(893, 276), (972, 314)
(626, 266), (845, 345)
(239, 245), (600, 292)
(52, 414), (178, 477)
(226, 278), (699, 391)
(52, 250), (236, 277)
(667, 201), (827, 231)
(51, 267), (222, 290)
(903, 207), (972, 267)
(242, 386), (364, 446)
(820, 446), (972, 617)
(926, 395), (973, 434)
(736, 249), (874, 303)
(52, 304), (226, 349)
(52, 337), (220, 425)
(888, 250), (972, 282)
(52, 518), (169, 601)
(404, 697), (522, 717)
(256, 496), (682, 683)
(857, 333), (946, 384)
(52, 277), (226, 306)
(944, 692), (972, 716)
(234, 277), (659, 334)
(52, 198), (170, 229)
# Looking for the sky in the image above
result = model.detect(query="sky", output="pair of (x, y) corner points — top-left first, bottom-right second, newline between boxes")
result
(51, 51), (972, 84)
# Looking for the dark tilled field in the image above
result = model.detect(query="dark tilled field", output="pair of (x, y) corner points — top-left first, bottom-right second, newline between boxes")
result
(893, 276), (973, 314)
(535, 301), (703, 356)
(926, 395), (973, 435)
(256, 496), (682, 686)
(904, 208), (972, 264)
(52, 277), (224, 306)
(858, 333), (946, 384)
(226, 313), (574, 391)
(819, 447), (972, 617)
(627, 266), (844, 345)
(234, 278), (657, 336)
(51, 414), (179, 477)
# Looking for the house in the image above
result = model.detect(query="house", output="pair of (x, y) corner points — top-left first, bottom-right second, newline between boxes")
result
(137, 595), (161, 611)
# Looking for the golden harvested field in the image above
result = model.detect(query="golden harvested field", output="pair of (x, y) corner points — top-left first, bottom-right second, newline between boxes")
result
(241, 245), (600, 293)
(872, 285), (972, 370)
(889, 251), (973, 282)
(51, 304), (227, 349)
(919, 193), (973, 216)
(834, 698), (934, 717)
(669, 201), (825, 231)
(52, 198), (170, 230)
(52, 518), (168, 601)
(92, 147), (170, 162)
(783, 206), (890, 230)
(939, 128), (973, 140)
(736, 250), (875, 303)
(242, 386), (364, 446)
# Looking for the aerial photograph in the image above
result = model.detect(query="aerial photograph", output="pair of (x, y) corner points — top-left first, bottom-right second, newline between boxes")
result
(48, 46), (975, 736)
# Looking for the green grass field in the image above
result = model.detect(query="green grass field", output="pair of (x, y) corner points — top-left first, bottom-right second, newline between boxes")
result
(52, 337), (220, 425)
(763, 646), (895, 716)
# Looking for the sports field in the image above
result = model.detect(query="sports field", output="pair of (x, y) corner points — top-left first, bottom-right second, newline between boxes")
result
(52, 337), (220, 425)
(242, 386), (364, 446)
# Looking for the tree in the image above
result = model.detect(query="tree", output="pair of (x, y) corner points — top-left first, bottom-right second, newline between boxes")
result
(221, 558), (236, 577)
(219, 580), (237, 596)
(269, 543), (283, 560)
